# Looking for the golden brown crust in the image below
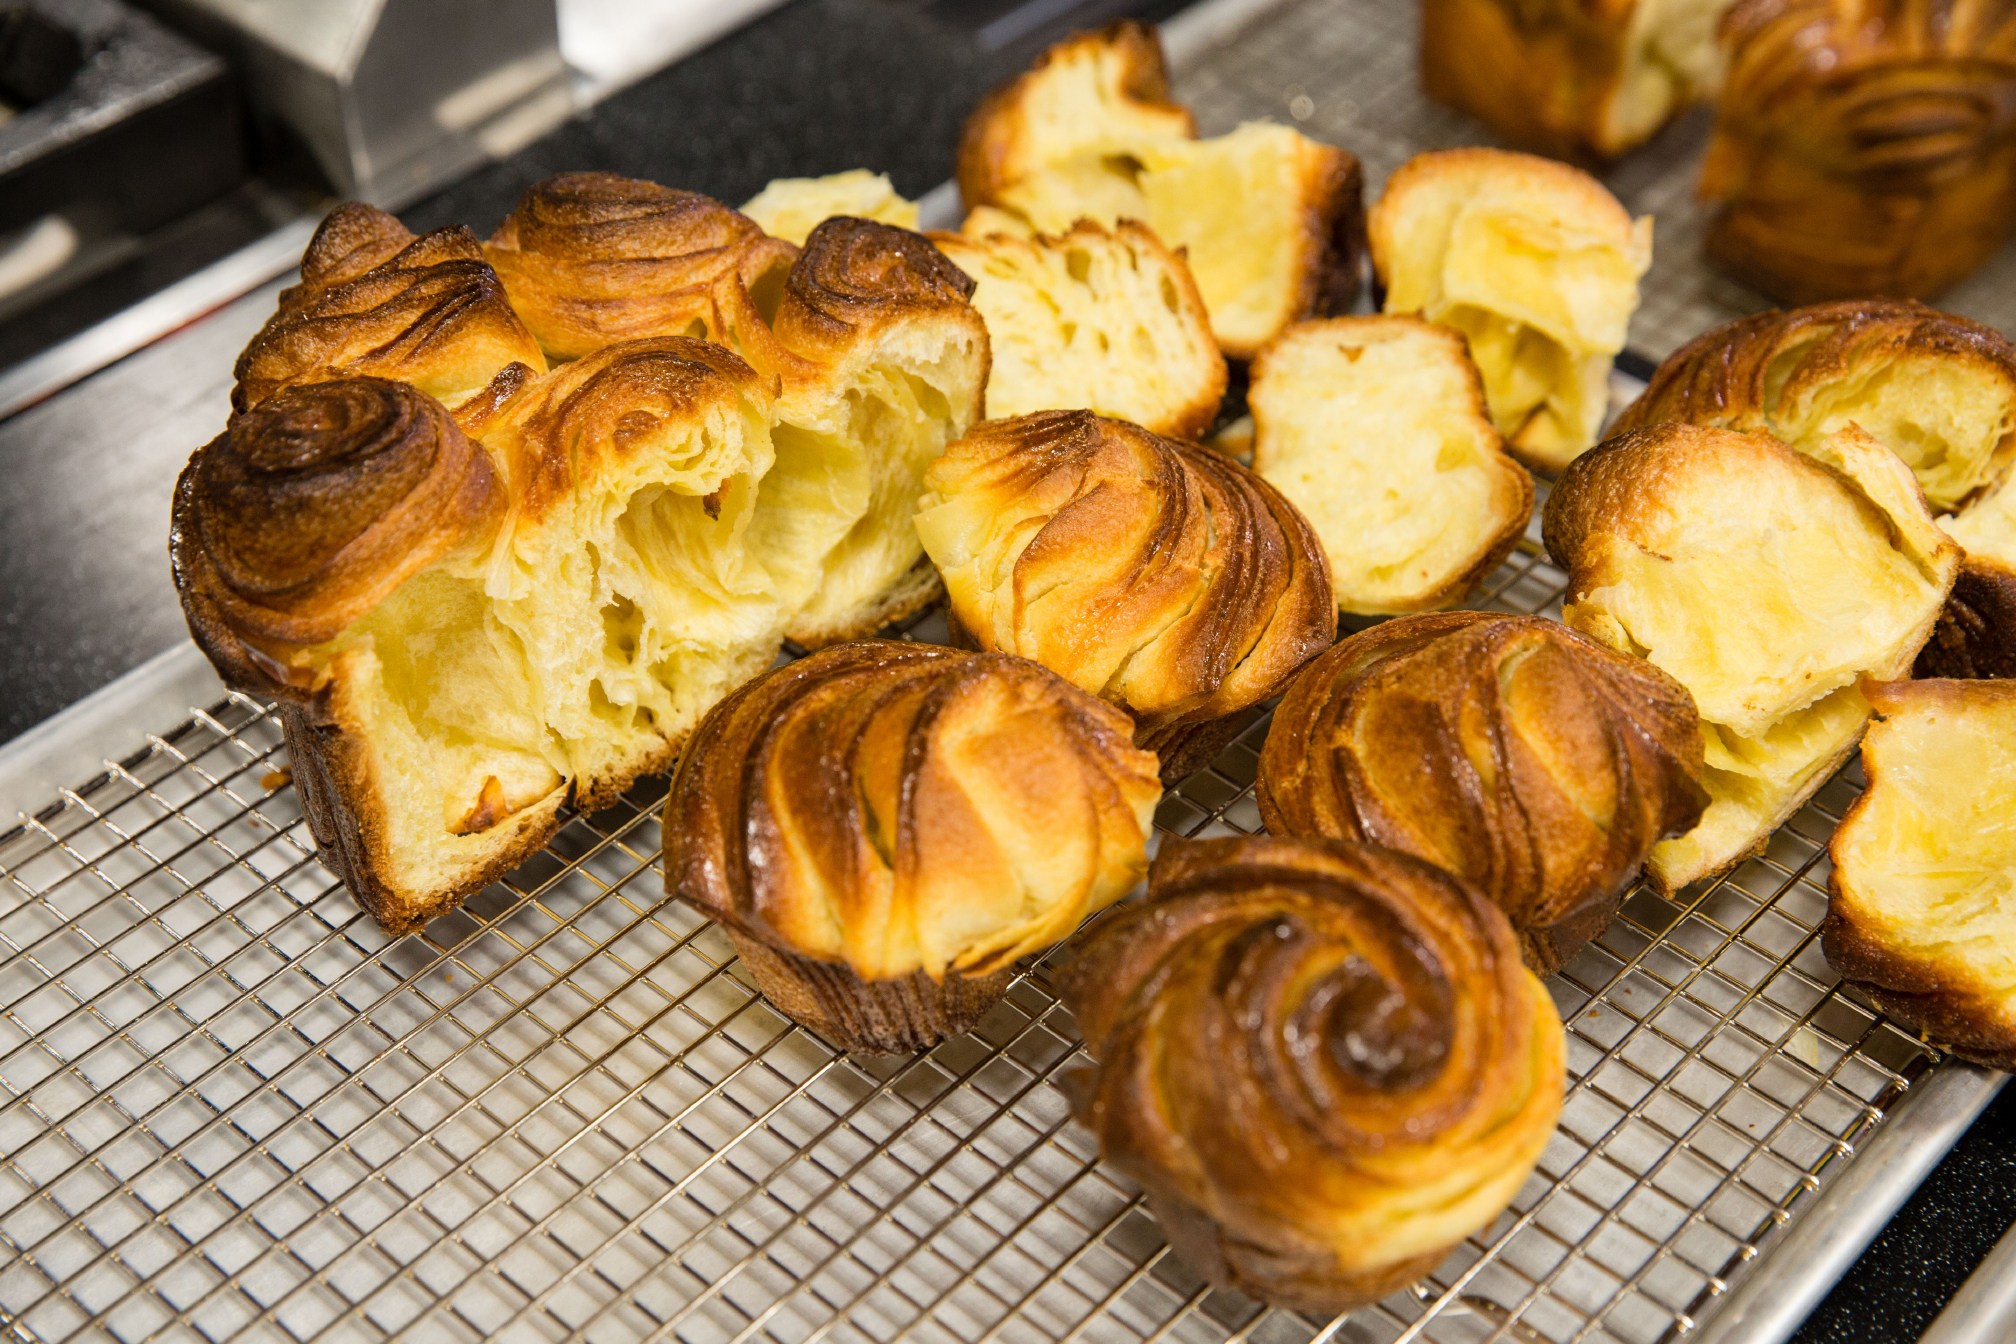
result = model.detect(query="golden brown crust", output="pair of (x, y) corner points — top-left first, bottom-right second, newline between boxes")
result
(170, 378), (505, 697)
(1824, 678), (2016, 1070)
(1420, 0), (1719, 162)
(770, 215), (981, 363)
(1917, 554), (2016, 678)
(1054, 834), (1565, 1313)
(1612, 298), (2016, 511)
(1701, 0), (2016, 302)
(727, 934), (1015, 1054)
(485, 171), (801, 363)
(234, 205), (546, 414)
(1259, 612), (1708, 972)
(955, 21), (1193, 209)
(916, 410), (1335, 758)
(663, 640), (1160, 1044)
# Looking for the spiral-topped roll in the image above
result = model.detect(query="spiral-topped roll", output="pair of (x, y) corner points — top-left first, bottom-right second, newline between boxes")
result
(484, 171), (801, 363)
(1056, 835), (1565, 1312)
(171, 377), (505, 696)
(234, 204), (547, 415)
(1612, 299), (2016, 513)
(1260, 613), (1709, 973)
(665, 640), (1161, 1052)
(1700, 0), (2016, 302)
(914, 410), (1335, 779)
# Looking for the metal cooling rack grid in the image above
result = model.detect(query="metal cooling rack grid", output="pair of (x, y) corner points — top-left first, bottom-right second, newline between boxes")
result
(0, 528), (1943, 1344)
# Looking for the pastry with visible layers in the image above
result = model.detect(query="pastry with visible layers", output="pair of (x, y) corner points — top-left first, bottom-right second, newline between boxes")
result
(935, 218), (1226, 437)
(234, 203), (549, 415)
(1260, 612), (1708, 972)
(665, 641), (1160, 1053)
(914, 410), (1335, 780)
(1825, 678), (2016, 1069)
(1055, 834), (1564, 1312)
(1700, 0), (2016, 303)
(174, 192), (988, 934)
(1544, 423), (1959, 891)
(956, 22), (1363, 359)
(1422, 0), (1731, 161)
(1612, 299), (2016, 514)
(1369, 148), (1651, 473)
(1248, 317), (1532, 614)
(741, 170), (919, 244)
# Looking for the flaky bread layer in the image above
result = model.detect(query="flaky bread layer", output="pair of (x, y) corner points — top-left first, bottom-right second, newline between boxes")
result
(1825, 678), (2016, 1070)
(1249, 316), (1532, 614)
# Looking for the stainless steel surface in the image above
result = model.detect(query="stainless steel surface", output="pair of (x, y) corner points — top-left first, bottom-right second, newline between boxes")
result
(1918, 1210), (2016, 1344)
(140, 0), (571, 202)
(1687, 1065), (2007, 1344)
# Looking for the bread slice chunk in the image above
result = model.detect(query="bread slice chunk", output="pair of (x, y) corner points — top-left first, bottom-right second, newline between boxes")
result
(1826, 679), (2016, 1069)
(1249, 317), (1532, 614)
(741, 170), (919, 245)
(935, 218), (1225, 438)
(1928, 467), (2016, 677)
(1544, 423), (1958, 892)
(1370, 148), (1650, 473)
(1614, 299), (2016, 515)
(957, 23), (1362, 359)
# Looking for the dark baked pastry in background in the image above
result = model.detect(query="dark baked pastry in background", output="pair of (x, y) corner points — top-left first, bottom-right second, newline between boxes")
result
(956, 22), (1364, 359)
(1055, 834), (1564, 1312)
(665, 641), (1160, 1053)
(1259, 612), (1708, 972)
(1825, 678), (2016, 1069)
(1248, 316), (1532, 614)
(1421, 0), (1730, 161)
(1368, 148), (1651, 473)
(1545, 422), (1958, 892)
(933, 218), (1227, 439)
(173, 186), (988, 934)
(1700, 0), (2016, 303)
(914, 410), (1335, 780)
(1612, 299), (2016, 514)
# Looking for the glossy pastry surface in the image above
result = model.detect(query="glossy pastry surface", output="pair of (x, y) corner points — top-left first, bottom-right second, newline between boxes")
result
(1056, 834), (1565, 1312)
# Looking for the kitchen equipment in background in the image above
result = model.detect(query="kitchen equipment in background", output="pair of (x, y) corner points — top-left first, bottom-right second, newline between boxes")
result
(138, 0), (571, 202)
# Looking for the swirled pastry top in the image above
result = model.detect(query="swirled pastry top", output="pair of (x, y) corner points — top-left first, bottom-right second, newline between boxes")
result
(664, 641), (1160, 983)
(234, 203), (548, 415)
(172, 377), (507, 693)
(1613, 299), (2016, 513)
(1055, 835), (1564, 1313)
(1259, 612), (1708, 973)
(914, 410), (1335, 733)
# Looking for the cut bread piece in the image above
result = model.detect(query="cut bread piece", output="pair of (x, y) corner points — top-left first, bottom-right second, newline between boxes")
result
(1926, 464), (2016, 677)
(957, 24), (1363, 359)
(1544, 423), (1958, 892)
(1825, 679), (2016, 1069)
(935, 218), (1226, 438)
(1249, 317), (1532, 614)
(1614, 300), (2016, 515)
(741, 170), (919, 245)
(1370, 148), (1650, 473)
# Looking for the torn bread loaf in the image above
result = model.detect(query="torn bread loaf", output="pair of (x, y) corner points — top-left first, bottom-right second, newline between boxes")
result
(1422, 0), (1731, 161)
(915, 409), (1335, 780)
(1613, 299), (2016, 514)
(1825, 679), (2016, 1069)
(741, 170), (920, 245)
(174, 186), (987, 934)
(1927, 467), (2016, 678)
(956, 22), (1363, 359)
(1544, 423), (1958, 892)
(1249, 316), (1532, 614)
(1370, 148), (1651, 473)
(935, 218), (1226, 438)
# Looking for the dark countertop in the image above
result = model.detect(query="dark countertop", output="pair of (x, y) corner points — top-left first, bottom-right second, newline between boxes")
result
(0, 1), (2006, 1339)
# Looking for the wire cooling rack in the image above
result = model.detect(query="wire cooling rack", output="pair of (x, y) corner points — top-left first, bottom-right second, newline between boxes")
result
(0, 498), (1955, 1344)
